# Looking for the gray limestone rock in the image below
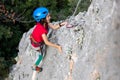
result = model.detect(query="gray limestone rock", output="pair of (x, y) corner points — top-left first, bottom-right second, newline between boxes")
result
(8, 0), (120, 80)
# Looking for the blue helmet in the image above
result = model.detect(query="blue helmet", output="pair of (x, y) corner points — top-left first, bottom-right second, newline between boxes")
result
(33, 7), (49, 22)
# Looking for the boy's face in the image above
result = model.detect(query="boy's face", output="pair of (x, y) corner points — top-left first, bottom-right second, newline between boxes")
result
(46, 13), (51, 23)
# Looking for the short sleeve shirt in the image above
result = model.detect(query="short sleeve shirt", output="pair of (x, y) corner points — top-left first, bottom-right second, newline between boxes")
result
(31, 23), (48, 43)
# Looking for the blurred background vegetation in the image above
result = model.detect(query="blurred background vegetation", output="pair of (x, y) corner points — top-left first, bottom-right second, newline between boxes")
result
(0, 0), (91, 79)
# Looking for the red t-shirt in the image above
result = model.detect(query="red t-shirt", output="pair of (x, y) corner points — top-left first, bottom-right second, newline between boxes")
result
(31, 23), (48, 47)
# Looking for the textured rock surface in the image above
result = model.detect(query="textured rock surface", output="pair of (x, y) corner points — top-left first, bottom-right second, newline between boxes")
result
(9, 0), (120, 80)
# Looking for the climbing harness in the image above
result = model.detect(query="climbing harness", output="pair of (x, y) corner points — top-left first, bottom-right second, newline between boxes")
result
(30, 35), (44, 53)
(30, 35), (42, 47)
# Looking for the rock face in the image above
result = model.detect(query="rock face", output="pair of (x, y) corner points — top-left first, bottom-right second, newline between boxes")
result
(9, 0), (120, 80)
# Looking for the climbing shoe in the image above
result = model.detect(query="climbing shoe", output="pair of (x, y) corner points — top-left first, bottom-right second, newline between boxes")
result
(32, 66), (43, 72)
(36, 66), (43, 72)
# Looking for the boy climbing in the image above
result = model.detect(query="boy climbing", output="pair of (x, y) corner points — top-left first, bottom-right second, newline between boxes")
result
(30, 7), (67, 80)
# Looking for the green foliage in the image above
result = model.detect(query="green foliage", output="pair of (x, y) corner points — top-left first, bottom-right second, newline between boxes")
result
(0, 0), (91, 79)
(79, 0), (91, 12)
(0, 26), (12, 39)
(0, 57), (16, 78)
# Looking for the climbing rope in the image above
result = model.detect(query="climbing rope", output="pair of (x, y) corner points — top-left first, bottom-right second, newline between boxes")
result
(72, 0), (81, 16)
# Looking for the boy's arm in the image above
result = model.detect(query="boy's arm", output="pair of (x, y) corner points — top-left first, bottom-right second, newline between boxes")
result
(48, 23), (60, 30)
(42, 34), (62, 53)
(48, 22), (67, 30)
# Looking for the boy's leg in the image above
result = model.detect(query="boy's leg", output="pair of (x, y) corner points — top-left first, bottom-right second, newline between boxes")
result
(31, 52), (43, 80)
(33, 52), (43, 72)
(32, 71), (37, 80)
(35, 54), (43, 66)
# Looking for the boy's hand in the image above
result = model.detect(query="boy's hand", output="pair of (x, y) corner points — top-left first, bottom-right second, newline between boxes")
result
(57, 46), (62, 53)
(60, 21), (68, 26)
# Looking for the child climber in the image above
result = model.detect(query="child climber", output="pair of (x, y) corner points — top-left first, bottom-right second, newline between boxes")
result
(30, 7), (67, 79)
